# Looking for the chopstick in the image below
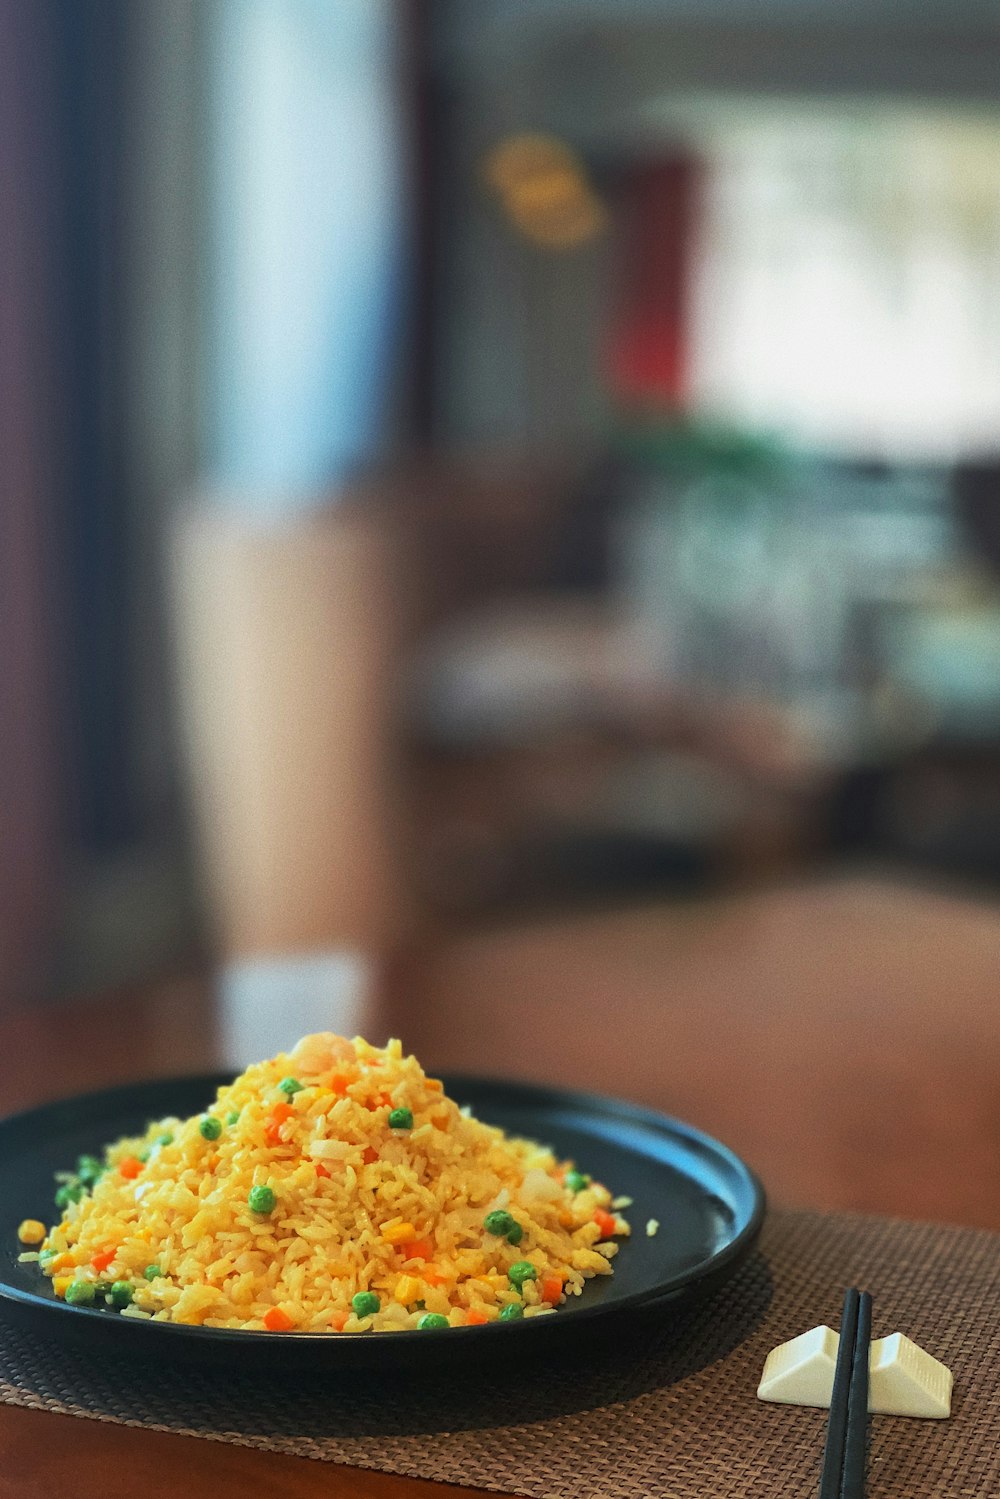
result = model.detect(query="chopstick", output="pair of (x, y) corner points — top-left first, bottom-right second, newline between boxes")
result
(841, 1291), (872, 1499)
(818, 1288), (872, 1499)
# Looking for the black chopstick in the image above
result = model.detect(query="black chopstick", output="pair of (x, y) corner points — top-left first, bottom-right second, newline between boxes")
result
(841, 1291), (872, 1499)
(818, 1289), (859, 1498)
(817, 1288), (872, 1499)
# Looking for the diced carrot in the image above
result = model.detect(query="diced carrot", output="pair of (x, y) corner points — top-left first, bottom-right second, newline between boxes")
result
(421, 1264), (445, 1287)
(119, 1156), (143, 1180)
(315, 1163), (332, 1179)
(404, 1238), (433, 1262)
(541, 1273), (563, 1305)
(329, 1074), (351, 1097)
(464, 1309), (489, 1325)
(270, 1101), (294, 1124)
(593, 1209), (617, 1239)
(330, 1310), (349, 1332)
(362, 1146), (379, 1165)
(263, 1121), (282, 1146)
(263, 1307), (295, 1332)
(430, 1115), (449, 1131)
(90, 1249), (116, 1273)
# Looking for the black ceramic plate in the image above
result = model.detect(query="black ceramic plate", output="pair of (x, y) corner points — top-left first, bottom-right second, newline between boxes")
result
(0, 1073), (765, 1368)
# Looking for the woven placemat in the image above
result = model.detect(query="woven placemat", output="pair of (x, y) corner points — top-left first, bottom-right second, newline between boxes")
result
(3, 1207), (999, 1497)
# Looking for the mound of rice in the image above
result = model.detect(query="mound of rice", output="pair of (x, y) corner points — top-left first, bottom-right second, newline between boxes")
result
(22, 1035), (629, 1332)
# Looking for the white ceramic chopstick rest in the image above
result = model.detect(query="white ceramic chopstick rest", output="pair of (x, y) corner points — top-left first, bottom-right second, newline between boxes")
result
(757, 1325), (842, 1408)
(757, 1326), (952, 1418)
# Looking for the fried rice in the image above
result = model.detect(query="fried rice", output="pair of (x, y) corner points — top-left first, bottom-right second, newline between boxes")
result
(18, 1034), (629, 1332)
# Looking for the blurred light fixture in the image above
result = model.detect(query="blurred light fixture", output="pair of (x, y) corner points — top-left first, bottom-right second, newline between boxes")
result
(483, 133), (605, 249)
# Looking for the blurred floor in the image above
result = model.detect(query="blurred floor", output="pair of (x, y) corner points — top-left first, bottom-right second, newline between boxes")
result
(388, 874), (1000, 1230)
(4, 875), (999, 1230)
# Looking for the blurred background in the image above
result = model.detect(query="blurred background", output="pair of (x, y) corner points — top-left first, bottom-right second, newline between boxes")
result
(3, 0), (1000, 1224)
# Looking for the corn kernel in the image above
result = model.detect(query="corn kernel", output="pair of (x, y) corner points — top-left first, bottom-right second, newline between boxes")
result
(395, 1275), (422, 1305)
(381, 1221), (417, 1246)
(53, 1276), (73, 1298)
(17, 1219), (46, 1245)
(475, 1273), (507, 1294)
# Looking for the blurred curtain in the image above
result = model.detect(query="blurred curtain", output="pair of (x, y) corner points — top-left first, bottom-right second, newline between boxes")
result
(1, 0), (206, 999)
(50, 0), (134, 850)
(207, 0), (406, 507)
(0, 1), (61, 1003)
(171, 0), (411, 985)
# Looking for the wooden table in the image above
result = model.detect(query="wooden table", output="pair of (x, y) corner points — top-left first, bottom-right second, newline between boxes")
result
(3, 874), (998, 1497)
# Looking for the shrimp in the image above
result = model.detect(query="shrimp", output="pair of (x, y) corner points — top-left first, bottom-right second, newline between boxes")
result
(288, 1032), (357, 1077)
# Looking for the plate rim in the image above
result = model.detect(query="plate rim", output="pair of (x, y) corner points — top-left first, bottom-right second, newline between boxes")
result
(0, 1071), (767, 1347)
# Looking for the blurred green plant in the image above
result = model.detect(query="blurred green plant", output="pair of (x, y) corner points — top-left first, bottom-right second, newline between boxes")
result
(611, 412), (790, 491)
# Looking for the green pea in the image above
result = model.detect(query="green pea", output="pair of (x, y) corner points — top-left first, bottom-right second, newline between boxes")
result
(483, 1210), (515, 1237)
(137, 1147), (151, 1163)
(248, 1184), (276, 1214)
(417, 1312), (449, 1330)
(144, 1264), (162, 1280)
(38, 1249), (57, 1268)
(352, 1290), (380, 1318)
(388, 1107), (413, 1130)
(156, 1133), (174, 1147)
(226, 1112), (240, 1127)
(506, 1222), (524, 1245)
(109, 1281), (133, 1308)
(278, 1077), (303, 1096)
(76, 1154), (103, 1186)
(54, 1183), (83, 1209)
(199, 1114), (222, 1141)
(499, 1302), (523, 1320)
(508, 1260), (537, 1289)
(64, 1281), (96, 1306)
(564, 1170), (590, 1194)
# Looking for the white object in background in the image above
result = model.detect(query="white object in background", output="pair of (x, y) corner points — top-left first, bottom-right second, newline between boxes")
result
(218, 950), (373, 1069)
(690, 112), (1000, 462)
(758, 1325), (953, 1418)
